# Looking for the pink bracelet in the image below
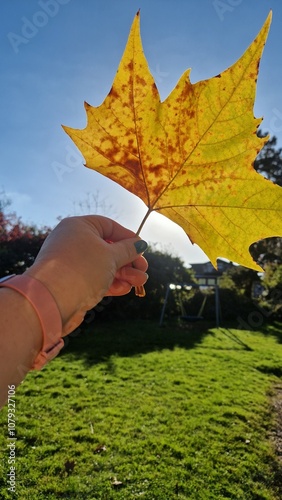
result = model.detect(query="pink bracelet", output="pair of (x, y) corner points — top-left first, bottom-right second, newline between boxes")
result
(0, 274), (64, 370)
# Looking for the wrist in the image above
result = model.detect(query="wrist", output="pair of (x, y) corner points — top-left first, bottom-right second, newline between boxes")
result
(25, 260), (94, 336)
(0, 285), (42, 357)
(0, 274), (64, 370)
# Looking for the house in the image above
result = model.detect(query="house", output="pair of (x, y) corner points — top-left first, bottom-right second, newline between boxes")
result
(189, 259), (234, 286)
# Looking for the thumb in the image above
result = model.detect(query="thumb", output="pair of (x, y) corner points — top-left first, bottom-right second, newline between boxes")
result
(109, 238), (148, 269)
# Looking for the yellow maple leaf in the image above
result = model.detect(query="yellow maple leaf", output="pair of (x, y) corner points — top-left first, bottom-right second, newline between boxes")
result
(63, 11), (282, 272)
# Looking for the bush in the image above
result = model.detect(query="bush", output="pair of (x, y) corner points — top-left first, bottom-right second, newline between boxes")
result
(93, 247), (195, 321)
(0, 201), (50, 276)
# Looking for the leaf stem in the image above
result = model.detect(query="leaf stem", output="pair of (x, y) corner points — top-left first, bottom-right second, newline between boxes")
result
(134, 208), (151, 298)
(136, 208), (151, 236)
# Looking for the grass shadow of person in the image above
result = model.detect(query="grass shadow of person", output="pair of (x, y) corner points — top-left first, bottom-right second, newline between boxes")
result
(60, 317), (252, 367)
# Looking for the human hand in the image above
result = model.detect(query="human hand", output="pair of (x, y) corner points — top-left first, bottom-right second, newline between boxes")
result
(25, 216), (148, 335)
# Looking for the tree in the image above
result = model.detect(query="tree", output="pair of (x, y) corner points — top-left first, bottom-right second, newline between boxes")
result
(250, 131), (282, 266)
(254, 130), (282, 186)
(250, 237), (282, 268)
(0, 195), (50, 276)
(0, 195), (194, 321)
(220, 265), (258, 299)
(95, 246), (195, 321)
(72, 190), (120, 220)
(220, 131), (282, 318)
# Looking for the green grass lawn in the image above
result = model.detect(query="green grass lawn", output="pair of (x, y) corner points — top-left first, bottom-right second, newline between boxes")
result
(1, 320), (282, 499)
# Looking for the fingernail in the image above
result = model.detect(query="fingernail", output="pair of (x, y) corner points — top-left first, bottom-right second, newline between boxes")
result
(134, 240), (148, 254)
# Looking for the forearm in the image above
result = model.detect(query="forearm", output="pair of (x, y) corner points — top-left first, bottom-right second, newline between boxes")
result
(0, 288), (42, 408)
(0, 216), (148, 409)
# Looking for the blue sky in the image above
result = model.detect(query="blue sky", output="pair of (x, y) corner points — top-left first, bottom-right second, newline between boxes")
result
(0, 0), (281, 265)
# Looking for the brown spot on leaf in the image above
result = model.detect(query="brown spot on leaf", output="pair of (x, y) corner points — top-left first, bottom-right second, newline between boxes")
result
(149, 164), (163, 175)
(167, 144), (174, 153)
(257, 60), (261, 72)
(152, 82), (159, 95)
(109, 87), (119, 99)
(124, 158), (140, 173)
(150, 176), (165, 198)
(136, 75), (146, 86)
(187, 109), (196, 119)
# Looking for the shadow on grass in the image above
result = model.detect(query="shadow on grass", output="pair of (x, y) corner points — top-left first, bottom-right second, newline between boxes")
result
(258, 321), (282, 345)
(59, 318), (251, 367)
(218, 328), (253, 351)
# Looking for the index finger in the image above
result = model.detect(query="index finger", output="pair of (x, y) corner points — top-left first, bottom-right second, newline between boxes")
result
(84, 215), (139, 242)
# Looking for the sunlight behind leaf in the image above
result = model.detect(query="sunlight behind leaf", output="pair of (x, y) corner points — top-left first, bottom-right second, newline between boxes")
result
(63, 11), (282, 271)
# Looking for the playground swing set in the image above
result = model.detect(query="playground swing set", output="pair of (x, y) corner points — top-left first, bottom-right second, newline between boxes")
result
(180, 292), (207, 322)
(159, 282), (221, 327)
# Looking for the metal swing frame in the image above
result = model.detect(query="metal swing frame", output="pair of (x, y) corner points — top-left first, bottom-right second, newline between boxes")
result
(159, 282), (221, 327)
(179, 291), (207, 322)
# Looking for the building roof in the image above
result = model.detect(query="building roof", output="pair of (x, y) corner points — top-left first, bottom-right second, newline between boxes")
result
(190, 259), (233, 277)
